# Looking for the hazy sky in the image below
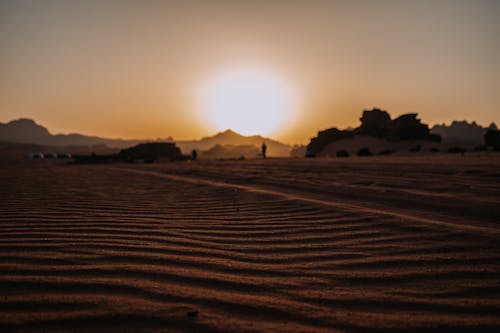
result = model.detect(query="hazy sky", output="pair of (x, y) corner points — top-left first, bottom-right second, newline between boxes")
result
(1, 0), (499, 143)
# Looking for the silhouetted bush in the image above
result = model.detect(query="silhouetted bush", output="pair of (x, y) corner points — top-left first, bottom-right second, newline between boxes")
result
(474, 145), (488, 152)
(357, 148), (373, 156)
(336, 149), (349, 157)
(429, 147), (439, 153)
(448, 146), (466, 154)
(409, 144), (421, 152)
(379, 149), (396, 155)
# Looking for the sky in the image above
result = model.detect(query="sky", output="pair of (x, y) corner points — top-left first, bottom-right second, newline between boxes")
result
(1, 0), (499, 144)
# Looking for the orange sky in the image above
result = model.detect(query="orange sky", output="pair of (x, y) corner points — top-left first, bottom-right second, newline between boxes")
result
(1, 0), (499, 144)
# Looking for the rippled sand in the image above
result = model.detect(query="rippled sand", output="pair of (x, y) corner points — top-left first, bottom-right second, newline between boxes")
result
(1, 155), (500, 332)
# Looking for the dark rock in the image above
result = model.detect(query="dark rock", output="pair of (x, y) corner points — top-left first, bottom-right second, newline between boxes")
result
(119, 142), (184, 161)
(307, 127), (352, 155)
(357, 148), (373, 156)
(306, 108), (440, 156)
(357, 108), (391, 137)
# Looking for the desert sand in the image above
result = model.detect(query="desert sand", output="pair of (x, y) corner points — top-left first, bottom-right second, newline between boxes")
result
(1, 154), (500, 332)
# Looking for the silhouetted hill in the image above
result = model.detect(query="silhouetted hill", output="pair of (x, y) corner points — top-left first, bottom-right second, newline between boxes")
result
(177, 129), (291, 157)
(307, 108), (440, 155)
(0, 118), (291, 157)
(431, 121), (497, 145)
(290, 145), (307, 158)
(0, 141), (119, 156)
(199, 144), (260, 159)
(0, 118), (51, 143)
(0, 118), (170, 148)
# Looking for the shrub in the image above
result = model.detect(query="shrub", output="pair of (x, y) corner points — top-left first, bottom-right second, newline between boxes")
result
(357, 148), (373, 156)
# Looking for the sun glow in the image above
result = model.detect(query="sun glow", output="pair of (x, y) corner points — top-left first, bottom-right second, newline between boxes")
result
(198, 69), (294, 136)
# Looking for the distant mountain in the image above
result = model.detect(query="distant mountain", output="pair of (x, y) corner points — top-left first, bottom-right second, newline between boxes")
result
(0, 118), (169, 148)
(199, 144), (260, 159)
(0, 118), (292, 157)
(0, 118), (51, 143)
(431, 121), (497, 145)
(177, 129), (291, 157)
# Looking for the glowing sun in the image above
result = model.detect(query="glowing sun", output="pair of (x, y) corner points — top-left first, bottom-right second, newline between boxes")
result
(199, 69), (293, 136)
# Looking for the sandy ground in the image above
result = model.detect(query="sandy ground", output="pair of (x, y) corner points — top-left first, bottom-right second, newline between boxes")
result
(1, 154), (500, 332)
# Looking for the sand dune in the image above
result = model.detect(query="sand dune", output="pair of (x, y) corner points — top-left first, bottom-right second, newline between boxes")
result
(1, 155), (500, 332)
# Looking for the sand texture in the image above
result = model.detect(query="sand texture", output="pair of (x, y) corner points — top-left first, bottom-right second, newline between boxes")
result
(1, 155), (500, 332)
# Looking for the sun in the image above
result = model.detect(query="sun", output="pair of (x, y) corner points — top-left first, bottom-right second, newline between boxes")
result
(198, 69), (293, 136)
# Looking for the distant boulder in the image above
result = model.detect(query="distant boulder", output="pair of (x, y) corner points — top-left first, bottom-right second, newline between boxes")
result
(307, 127), (352, 155)
(118, 142), (185, 162)
(306, 108), (440, 156)
(357, 148), (373, 156)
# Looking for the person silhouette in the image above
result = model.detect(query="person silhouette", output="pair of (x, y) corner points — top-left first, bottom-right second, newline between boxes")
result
(191, 149), (197, 161)
(261, 143), (267, 159)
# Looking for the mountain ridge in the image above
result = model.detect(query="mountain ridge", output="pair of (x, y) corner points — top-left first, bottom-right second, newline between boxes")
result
(430, 120), (497, 145)
(0, 118), (292, 156)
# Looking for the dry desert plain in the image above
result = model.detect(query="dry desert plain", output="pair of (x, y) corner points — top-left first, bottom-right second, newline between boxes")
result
(1, 154), (500, 332)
